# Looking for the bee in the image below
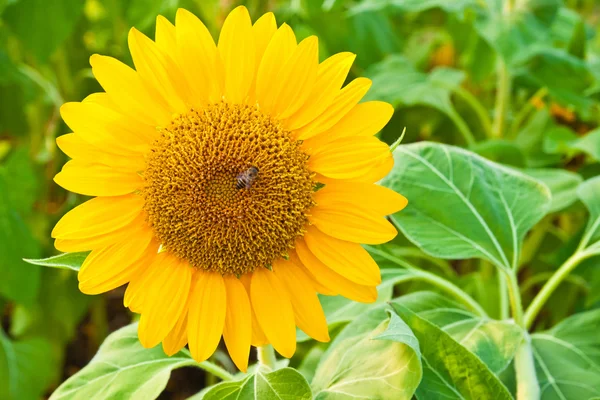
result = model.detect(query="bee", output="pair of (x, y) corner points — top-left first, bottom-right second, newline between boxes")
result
(236, 166), (259, 189)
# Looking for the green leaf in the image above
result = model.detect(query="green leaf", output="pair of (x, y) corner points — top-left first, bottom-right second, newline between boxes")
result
(380, 142), (551, 270)
(0, 330), (57, 400)
(3, 0), (84, 62)
(393, 291), (523, 375)
(49, 324), (199, 400)
(532, 309), (600, 399)
(24, 252), (89, 271)
(312, 307), (422, 400)
(392, 304), (513, 400)
(365, 56), (465, 117)
(578, 176), (600, 249)
(523, 168), (583, 213)
(203, 367), (312, 400)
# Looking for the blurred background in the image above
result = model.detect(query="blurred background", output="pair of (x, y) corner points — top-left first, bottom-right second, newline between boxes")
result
(1, 0), (599, 398)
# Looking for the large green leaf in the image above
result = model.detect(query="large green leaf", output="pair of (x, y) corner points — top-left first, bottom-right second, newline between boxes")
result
(351, 0), (478, 15)
(392, 304), (513, 400)
(49, 324), (200, 400)
(0, 330), (57, 400)
(524, 168), (582, 213)
(394, 291), (523, 375)
(578, 176), (600, 249)
(380, 142), (551, 270)
(532, 309), (600, 399)
(3, 0), (84, 62)
(312, 307), (422, 400)
(203, 367), (312, 400)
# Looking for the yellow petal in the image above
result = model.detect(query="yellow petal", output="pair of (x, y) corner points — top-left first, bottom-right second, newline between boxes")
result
(303, 226), (381, 286)
(163, 304), (189, 356)
(52, 194), (143, 240)
(284, 52), (355, 131)
(60, 100), (155, 153)
(252, 12), (277, 67)
(314, 181), (408, 216)
(294, 77), (372, 140)
(271, 36), (319, 119)
(223, 275), (252, 372)
(309, 206), (398, 244)
(155, 15), (177, 56)
(78, 233), (156, 295)
(55, 213), (147, 253)
(288, 251), (337, 296)
(302, 101), (394, 149)
(346, 151), (395, 183)
(188, 270), (227, 362)
(218, 6), (255, 104)
(251, 267), (296, 358)
(308, 136), (391, 180)
(54, 160), (143, 196)
(256, 24), (296, 113)
(90, 54), (171, 126)
(138, 253), (192, 348)
(56, 134), (146, 172)
(273, 258), (329, 343)
(128, 28), (189, 113)
(294, 240), (377, 303)
(239, 273), (269, 347)
(175, 8), (221, 106)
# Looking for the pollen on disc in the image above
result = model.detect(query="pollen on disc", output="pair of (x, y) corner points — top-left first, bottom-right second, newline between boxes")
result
(142, 102), (316, 276)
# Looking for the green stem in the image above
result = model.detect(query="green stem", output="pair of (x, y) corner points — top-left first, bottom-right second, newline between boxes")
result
(195, 361), (235, 381)
(366, 246), (487, 316)
(453, 86), (494, 139)
(505, 270), (524, 326)
(504, 270), (540, 400)
(257, 345), (277, 369)
(523, 251), (592, 329)
(514, 338), (541, 400)
(492, 59), (511, 138)
(414, 269), (488, 317)
(448, 110), (476, 147)
(498, 269), (509, 319)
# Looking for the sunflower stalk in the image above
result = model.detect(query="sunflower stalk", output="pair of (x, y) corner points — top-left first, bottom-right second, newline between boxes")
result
(257, 345), (277, 369)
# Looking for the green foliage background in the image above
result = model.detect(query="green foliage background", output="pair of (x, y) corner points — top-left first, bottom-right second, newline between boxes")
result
(1, 0), (600, 399)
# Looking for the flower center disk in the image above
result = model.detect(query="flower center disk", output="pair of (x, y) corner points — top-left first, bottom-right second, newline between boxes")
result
(142, 102), (315, 275)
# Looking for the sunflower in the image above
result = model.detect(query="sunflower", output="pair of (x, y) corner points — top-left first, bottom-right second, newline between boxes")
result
(52, 6), (407, 372)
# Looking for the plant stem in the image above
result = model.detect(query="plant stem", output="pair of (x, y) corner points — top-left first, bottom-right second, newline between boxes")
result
(492, 59), (511, 138)
(504, 270), (540, 400)
(415, 269), (488, 317)
(448, 110), (476, 147)
(195, 361), (235, 381)
(523, 251), (592, 329)
(453, 86), (494, 139)
(257, 345), (277, 369)
(498, 269), (509, 319)
(366, 246), (487, 316)
(514, 338), (541, 400)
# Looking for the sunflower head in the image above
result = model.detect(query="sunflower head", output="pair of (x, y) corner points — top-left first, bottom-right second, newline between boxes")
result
(52, 6), (407, 372)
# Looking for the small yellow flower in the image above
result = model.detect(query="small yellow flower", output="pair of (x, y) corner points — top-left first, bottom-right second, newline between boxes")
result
(52, 6), (407, 371)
